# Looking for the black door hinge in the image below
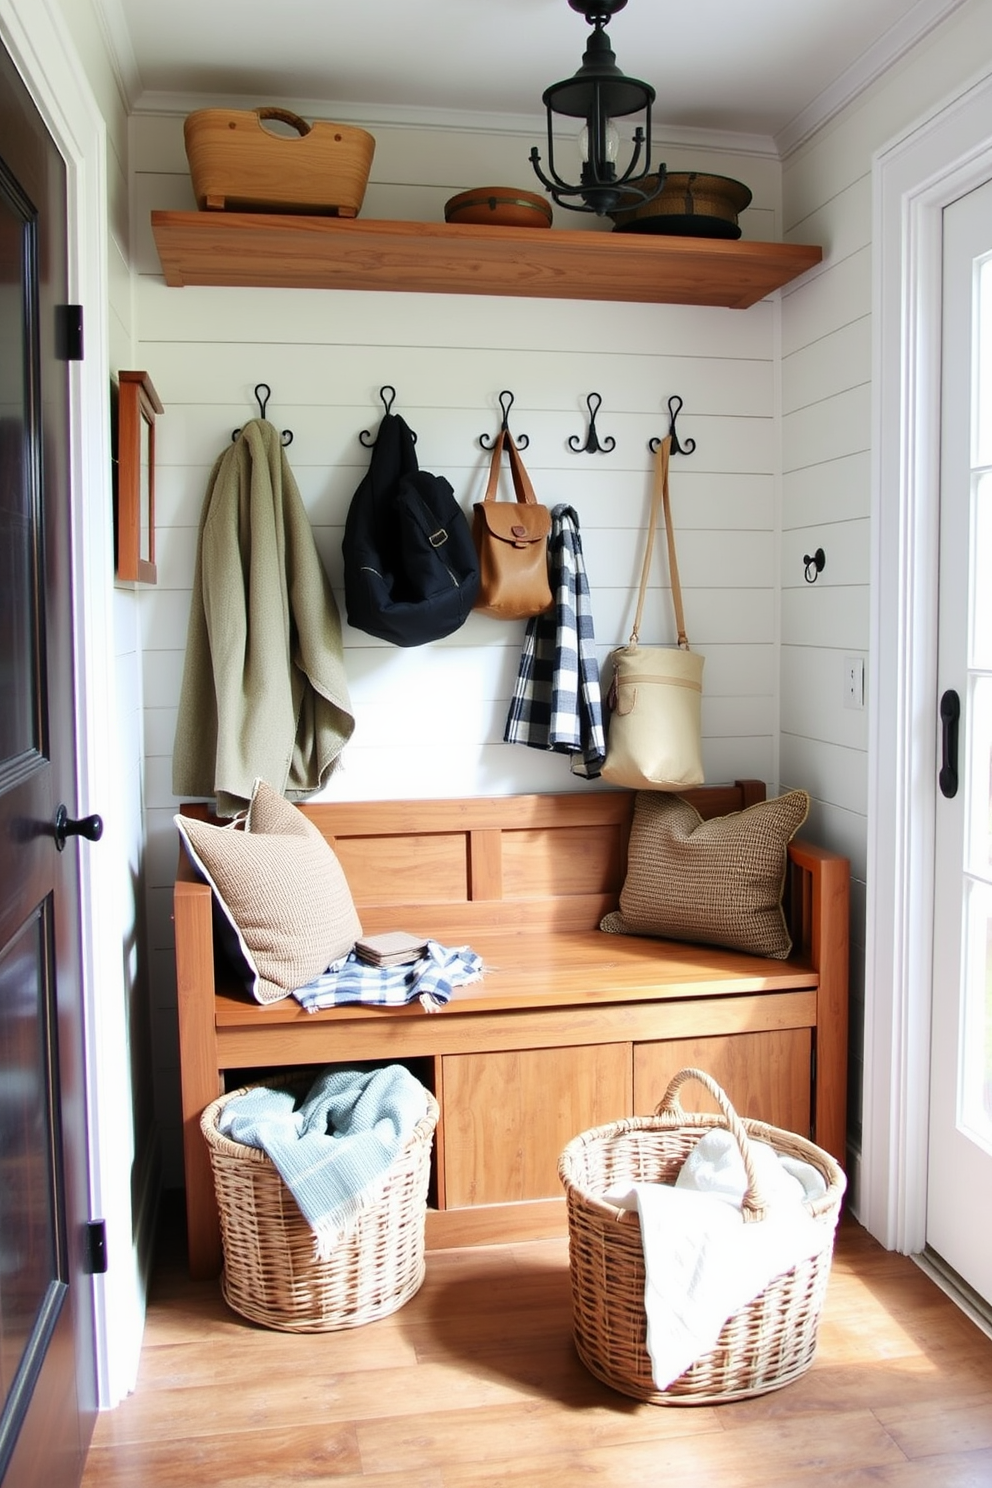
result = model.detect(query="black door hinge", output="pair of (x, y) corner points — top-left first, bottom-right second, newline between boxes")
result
(56, 304), (84, 362)
(84, 1219), (108, 1274)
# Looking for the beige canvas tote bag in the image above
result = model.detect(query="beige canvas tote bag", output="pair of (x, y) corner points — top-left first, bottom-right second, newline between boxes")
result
(601, 436), (705, 790)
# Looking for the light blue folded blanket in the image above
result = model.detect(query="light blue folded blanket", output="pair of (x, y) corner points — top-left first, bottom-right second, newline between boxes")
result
(218, 1064), (431, 1258)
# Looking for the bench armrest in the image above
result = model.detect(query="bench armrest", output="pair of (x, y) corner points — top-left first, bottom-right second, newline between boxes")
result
(174, 856), (223, 1277)
(787, 838), (850, 1161)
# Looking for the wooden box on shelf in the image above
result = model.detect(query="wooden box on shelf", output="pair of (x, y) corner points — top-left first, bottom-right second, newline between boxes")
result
(114, 369), (163, 583)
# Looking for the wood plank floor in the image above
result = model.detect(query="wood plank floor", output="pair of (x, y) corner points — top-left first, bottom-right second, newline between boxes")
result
(82, 1204), (992, 1487)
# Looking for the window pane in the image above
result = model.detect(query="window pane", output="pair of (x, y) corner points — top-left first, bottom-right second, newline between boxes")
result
(961, 880), (992, 1149)
(967, 675), (992, 876)
(975, 474), (992, 671)
(0, 181), (39, 766)
(978, 254), (992, 469)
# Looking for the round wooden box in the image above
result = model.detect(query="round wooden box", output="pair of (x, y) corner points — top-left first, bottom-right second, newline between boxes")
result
(444, 186), (553, 229)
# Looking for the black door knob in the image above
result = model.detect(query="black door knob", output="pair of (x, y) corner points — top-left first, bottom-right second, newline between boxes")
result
(54, 804), (104, 852)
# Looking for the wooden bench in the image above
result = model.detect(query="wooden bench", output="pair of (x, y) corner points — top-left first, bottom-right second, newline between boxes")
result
(175, 780), (850, 1278)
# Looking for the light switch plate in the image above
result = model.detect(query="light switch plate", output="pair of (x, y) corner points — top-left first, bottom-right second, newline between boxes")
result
(844, 655), (865, 710)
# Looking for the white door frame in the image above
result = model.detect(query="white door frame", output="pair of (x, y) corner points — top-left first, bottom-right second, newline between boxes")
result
(864, 65), (992, 1254)
(0, 0), (134, 1405)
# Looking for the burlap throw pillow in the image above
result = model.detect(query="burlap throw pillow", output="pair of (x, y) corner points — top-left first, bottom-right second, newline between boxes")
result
(600, 789), (810, 959)
(175, 780), (362, 1003)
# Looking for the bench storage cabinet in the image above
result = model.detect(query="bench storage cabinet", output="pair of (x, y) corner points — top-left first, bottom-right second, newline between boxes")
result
(175, 781), (850, 1278)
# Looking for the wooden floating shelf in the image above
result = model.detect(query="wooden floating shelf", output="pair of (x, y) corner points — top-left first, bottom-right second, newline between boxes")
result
(150, 211), (822, 310)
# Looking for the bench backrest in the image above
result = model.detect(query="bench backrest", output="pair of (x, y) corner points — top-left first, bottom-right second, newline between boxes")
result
(181, 781), (805, 943)
(282, 780), (770, 940)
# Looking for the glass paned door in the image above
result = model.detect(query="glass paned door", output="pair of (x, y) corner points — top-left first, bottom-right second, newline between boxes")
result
(927, 178), (992, 1304)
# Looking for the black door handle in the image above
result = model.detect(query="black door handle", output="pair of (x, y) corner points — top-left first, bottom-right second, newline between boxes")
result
(939, 690), (960, 799)
(54, 804), (104, 852)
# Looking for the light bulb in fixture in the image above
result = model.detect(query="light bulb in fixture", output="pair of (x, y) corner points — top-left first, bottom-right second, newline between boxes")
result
(578, 118), (620, 165)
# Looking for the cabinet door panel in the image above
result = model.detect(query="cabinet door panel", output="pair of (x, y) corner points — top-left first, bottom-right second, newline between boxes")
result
(633, 1029), (812, 1136)
(442, 1044), (630, 1207)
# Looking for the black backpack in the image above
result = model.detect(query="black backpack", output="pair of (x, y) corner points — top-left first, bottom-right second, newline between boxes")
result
(342, 413), (479, 646)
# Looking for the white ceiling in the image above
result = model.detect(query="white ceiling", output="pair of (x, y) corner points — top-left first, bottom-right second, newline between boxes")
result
(104, 0), (965, 151)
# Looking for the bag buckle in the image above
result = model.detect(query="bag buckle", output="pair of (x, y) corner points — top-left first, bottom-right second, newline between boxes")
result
(429, 528), (448, 548)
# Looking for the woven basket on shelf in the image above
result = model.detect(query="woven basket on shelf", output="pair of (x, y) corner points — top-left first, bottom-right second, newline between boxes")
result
(558, 1067), (846, 1405)
(201, 1071), (438, 1332)
(183, 107), (375, 216)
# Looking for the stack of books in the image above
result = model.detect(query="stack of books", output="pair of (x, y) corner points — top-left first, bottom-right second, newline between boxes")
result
(354, 931), (429, 968)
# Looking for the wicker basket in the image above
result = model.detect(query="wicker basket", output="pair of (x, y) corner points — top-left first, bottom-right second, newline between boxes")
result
(558, 1067), (846, 1405)
(609, 171), (752, 238)
(201, 1071), (438, 1332)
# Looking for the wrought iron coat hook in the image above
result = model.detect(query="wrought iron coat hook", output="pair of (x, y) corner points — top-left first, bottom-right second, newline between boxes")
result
(232, 383), (293, 446)
(803, 547), (826, 583)
(649, 394), (696, 455)
(569, 392), (616, 454)
(480, 389), (529, 450)
(359, 386), (417, 447)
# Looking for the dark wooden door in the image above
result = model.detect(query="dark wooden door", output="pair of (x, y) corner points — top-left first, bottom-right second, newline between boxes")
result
(0, 38), (98, 1488)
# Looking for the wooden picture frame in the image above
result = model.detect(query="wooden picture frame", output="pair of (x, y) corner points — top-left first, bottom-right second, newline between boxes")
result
(114, 370), (163, 583)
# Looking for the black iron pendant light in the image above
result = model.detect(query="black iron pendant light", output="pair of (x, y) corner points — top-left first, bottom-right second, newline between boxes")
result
(529, 0), (666, 217)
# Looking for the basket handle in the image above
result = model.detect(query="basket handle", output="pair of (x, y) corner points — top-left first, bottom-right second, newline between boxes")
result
(655, 1067), (768, 1222)
(255, 107), (311, 137)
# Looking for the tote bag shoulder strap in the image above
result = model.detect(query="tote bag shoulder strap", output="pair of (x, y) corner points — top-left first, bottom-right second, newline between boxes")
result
(481, 429), (539, 506)
(629, 435), (690, 649)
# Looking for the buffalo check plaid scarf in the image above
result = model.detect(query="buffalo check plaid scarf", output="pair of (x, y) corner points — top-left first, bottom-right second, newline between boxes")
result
(503, 503), (606, 779)
(293, 940), (484, 1014)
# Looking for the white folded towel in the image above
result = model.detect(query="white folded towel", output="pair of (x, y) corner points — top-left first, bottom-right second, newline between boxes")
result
(676, 1126), (827, 1206)
(605, 1129), (829, 1390)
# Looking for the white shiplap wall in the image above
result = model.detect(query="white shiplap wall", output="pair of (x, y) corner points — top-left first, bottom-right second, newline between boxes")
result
(779, 187), (872, 1148)
(132, 115), (787, 1182)
(779, 0), (992, 1150)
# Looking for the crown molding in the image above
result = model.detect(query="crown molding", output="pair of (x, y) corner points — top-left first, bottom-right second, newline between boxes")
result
(132, 89), (547, 134)
(90, 0), (143, 112)
(131, 88), (779, 158)
(775, 0), (970, 157)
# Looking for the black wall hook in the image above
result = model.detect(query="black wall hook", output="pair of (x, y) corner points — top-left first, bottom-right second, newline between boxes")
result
(803, 547), (826, 583)
(359, 386), (417, 447)
(569, 392), (616, 454)
(232, 383), (293, 446)
(649, 394), (696, 455)
(480, 390), (529, 450)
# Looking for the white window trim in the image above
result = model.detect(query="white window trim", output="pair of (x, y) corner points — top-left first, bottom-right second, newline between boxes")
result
(866, 66), (992, 1253)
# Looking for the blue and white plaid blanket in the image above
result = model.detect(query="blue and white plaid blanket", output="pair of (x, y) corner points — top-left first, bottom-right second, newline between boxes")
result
(503, 503), (606, 779)
(293, 939), (484, 1014)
